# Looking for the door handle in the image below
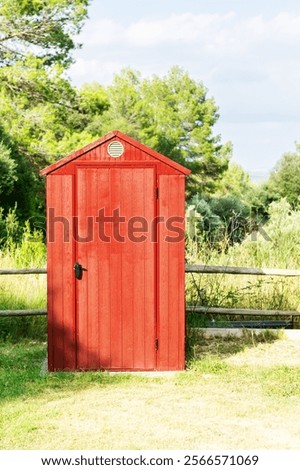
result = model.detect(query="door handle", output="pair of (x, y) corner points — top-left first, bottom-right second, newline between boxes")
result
(74, 262), (87, 280)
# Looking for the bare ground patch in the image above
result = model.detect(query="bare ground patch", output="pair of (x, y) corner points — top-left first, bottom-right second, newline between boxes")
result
(225, 336), (300, 367)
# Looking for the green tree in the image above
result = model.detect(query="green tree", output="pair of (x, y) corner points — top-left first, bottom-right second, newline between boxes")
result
(0, 59), (99, 218)
(0, 57), (111, 164)
(99, 67), (231, 195)
(216, 162), (253, 200)
(0, 0), (91, 220)
(267, 144), (300, 208)
(215, 161), (271, 223)
(0, 141), (17, 196)
(0, 0), (89, 66)
(0, 122), (39, 218)
(188, 193), (250, 247)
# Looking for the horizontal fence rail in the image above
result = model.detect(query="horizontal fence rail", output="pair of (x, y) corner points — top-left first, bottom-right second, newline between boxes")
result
(0, 268), (47, 275)
(0, 265), (299, 321)
(0, 268), (47, 317)
(186, 265), (300, 326)
(185, 306), (299, 316)
(0, 309), (47, 317)
(1, 265), (300, 276)
(185, 264), (300, 277)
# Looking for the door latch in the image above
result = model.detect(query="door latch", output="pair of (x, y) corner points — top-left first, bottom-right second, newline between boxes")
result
(74, 262), (87, 280)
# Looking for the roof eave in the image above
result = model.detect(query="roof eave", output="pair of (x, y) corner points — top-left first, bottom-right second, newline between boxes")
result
(40, 130), (191, 176)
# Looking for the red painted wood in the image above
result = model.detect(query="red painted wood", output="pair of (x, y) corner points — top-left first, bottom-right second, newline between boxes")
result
(49, 152), (182, 177)
(41, 130), (190, 176)
(157, 175), (186, 370)
(42, 131), (189, 372)
(47, 175), (75, 371)
(75, 166), (156, 370)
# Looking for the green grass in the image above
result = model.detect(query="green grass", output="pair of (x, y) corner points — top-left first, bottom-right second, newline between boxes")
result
(1, 335), (300, 449)
(185, 201), (300, 318)
(185, 228), (300, 327)
(0, 253), (47, 340)
(0, 341), (143, 402)
(1, 208), (300, 448)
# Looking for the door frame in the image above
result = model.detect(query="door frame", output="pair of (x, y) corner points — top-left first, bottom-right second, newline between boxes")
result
(73, 163), (159, 370)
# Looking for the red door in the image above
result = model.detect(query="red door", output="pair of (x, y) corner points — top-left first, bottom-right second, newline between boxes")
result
(75, 166), (157, 370)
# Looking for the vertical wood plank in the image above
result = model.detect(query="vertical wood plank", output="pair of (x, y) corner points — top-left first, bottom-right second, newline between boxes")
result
(61, 175), (76, 370)
(177, 175), (186, 369)
(142, 168), (156, 369)
(109, 167), (123, 368)
(47, 174), (75, 371)
(132, 169), (146, 369)
(86, 168), (100, 368)
(97, 168), (111, 369)
(157, 175), (170, 370)
(157, 175), (186, 370)
(76, 168), (89, 369)
(120, 169), (134, 369)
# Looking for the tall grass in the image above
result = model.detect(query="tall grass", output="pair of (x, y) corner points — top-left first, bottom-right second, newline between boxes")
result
(0, 225), (47, 341)
(1, 198), (300, 340)
(186, 199), (300, 326)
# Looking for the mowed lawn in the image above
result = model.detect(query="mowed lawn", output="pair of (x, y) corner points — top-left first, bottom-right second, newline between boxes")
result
(1, 332), (300, 450)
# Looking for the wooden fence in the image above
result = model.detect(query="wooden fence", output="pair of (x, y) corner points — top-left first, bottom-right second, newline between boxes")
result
(0, 266), (299, 325)
(185, 264), (300, 328)
(0, 268), (47, 317)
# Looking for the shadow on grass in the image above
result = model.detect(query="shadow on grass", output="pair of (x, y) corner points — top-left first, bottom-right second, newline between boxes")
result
(0, 341), (156, 403)
(0, 331), (288, 403)
(186, 328), (283, 365)
(0, 317), (47, 342)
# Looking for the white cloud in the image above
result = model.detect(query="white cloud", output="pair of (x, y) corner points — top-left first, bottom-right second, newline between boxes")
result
(79, 19), (125, 46)
(126, 12), (235, 46)
(203, 12), (300, 56)
(69, 6), (300, 174)
(77, 11), (300, 63)
(69, 58), (124, 84)
(265, 12), (300, 41)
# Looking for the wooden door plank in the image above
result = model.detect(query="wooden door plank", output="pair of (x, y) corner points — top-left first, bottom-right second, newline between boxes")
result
(109, 168), (123, 369)
(76, 168), (89, 369)
(97, 169), (111, 369)
(120, 169), (134, 369)
(142, 168), (156, 370)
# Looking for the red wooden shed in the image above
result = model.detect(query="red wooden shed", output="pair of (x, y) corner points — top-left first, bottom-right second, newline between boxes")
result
(41, 130), (190, 371)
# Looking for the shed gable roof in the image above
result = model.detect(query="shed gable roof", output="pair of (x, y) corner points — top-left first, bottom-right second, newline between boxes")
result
(40, 130), (191, 176)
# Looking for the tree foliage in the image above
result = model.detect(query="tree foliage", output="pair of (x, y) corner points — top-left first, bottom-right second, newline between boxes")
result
(216, 162), (253, 201)
(0, 0), (89, 66)
(0, 1), (90, 219)
(267, 144), (300, 208)
(99, 67), (231, 195)
(0, 4), (231, 220)
(0, 142), (17, 195)
(188, 193), (250, 247)
(0, 63), (233, 218)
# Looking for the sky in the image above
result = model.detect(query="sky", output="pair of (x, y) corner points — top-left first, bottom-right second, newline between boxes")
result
(68, 0), (300, 181)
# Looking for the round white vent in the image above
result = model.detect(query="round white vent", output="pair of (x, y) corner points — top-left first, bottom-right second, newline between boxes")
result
(107, 140), (124, 158)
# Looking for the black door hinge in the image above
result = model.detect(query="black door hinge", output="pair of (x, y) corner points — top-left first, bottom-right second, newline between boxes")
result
(155, 187), (159, 199)
(155, 338), (159, 350)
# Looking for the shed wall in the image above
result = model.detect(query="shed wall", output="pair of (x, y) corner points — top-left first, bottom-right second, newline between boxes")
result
(157, 174), (186, 370)
(45, 134), (188, 371)
(47, 175), (75, 371)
